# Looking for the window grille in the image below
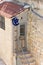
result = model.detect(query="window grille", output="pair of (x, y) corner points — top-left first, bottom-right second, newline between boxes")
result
(20, 24), (25, 36)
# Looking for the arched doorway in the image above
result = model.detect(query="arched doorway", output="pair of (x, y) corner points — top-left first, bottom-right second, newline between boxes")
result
(0, 59), (5, 65)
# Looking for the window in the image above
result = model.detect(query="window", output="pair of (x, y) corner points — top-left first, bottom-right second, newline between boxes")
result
(0, 16), (5, 30)
(20, 24), (25, 36)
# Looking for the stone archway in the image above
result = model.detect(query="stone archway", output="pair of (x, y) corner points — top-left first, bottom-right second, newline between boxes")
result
(0, 59), (6, 65)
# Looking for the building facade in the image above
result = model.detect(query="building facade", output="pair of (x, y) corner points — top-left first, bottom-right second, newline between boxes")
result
(0, 0), (43, 65)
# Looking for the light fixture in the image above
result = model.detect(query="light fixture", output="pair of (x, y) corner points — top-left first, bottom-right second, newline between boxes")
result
(23, 5), (30, 8)
(23, 3), (30, 8)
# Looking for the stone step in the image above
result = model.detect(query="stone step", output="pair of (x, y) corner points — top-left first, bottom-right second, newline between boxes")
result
(22, 64), (28, 65)
(19, 55), (33, 59)
(18, 52), (36, 65)
(22, 61), (35, 64)
(30, 61), (36, 65)
(21, 57), (35, 63)
(18, 53), (31, 58)
(27, 57), (35, 62)
(22, 60), (35, 65)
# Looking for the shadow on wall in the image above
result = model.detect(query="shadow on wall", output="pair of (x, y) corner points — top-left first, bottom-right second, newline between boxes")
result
(0, 59), (6, 65)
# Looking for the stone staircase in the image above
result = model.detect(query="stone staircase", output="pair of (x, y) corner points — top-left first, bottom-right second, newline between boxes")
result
(17, 51), (36, 65)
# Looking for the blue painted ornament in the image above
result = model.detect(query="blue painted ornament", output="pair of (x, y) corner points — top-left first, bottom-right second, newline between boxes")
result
(12, 17), (19, 26)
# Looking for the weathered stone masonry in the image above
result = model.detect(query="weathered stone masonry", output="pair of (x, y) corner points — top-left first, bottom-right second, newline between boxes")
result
(27, 9), (43, 65)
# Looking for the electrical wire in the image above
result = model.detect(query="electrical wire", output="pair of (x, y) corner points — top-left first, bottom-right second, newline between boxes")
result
(31, 8), (43, 19)
(30, 3), (43, 19)
(24, 3), (43, 19)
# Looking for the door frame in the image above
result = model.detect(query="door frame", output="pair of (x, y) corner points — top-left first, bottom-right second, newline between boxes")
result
(17, 22), (27, 51)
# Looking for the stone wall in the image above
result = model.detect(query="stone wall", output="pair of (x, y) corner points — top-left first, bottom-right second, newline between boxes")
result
(27, 9), (43, 65)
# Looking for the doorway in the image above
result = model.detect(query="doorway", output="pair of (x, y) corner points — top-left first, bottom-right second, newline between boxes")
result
(17, 23), (27, 52)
